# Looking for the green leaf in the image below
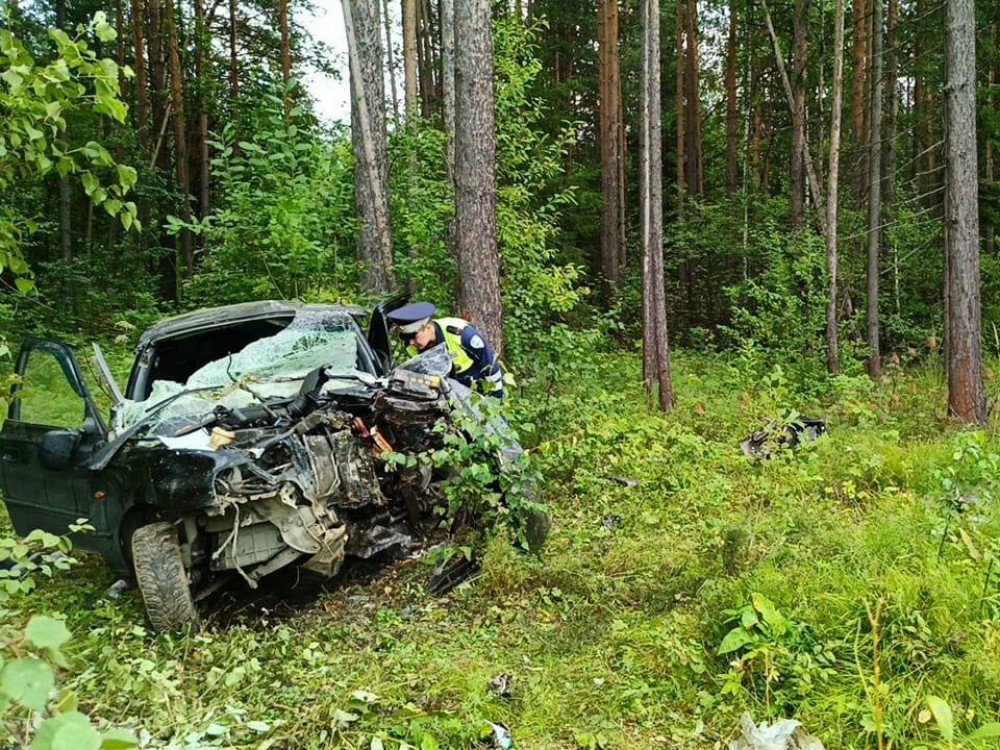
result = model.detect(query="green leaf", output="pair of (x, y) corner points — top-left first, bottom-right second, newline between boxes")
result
(717, 626), (755, 655)
(26, 615), (72, 650)
(926, 695), (954, 743)
(2, 658), (54, 712)
(94, 14), (117, 43)
(81, 171), (98, 197)
(30, 711), (101, 750)
(751, 592), (786, 629)
(15, 277), (35, 294)
(967, 723), (1000, 741)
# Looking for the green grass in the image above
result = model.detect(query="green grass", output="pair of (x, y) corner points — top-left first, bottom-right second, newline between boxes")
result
(5, 348), (1000, 748)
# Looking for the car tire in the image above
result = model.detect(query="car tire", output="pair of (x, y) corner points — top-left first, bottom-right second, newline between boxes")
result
(131, 522), (199, 632)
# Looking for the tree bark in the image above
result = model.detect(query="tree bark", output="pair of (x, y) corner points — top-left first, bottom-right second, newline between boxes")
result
(229, 0), (239, 105)
(760, 0), (828, 238)
(344, 0), (395, 293)
(417, 0), (437, 116)
(440, 0), (455, 176)
(882, 0), (898, 206)
(944, 0), (986, 424)
(598, 0), (622, 301)
(279, 0), (291, 117)
(851, 0), (868, 195)
(641, 0), (674, 411)
(454, 0), (504, 358)
(383, 0), (400, 126)
(675, 0), (686, 197)
(791, 0), (810, 226)
(684, 0), (703, 196)
(865, 0), (883, 379)
(725, 0), (739, 197)
(130, 0), (149, 152)
(826, 0), (845, 374)
(194, 0), (210, 217)
(403, 0), (418, 118)
(163, 0), (193, 273)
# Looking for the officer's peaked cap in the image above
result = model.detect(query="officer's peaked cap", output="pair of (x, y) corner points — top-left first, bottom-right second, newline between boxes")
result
(387, 302), (436, 334)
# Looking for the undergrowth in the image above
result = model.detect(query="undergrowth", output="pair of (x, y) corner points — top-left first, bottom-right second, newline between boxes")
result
(4, 346), (1000, 748)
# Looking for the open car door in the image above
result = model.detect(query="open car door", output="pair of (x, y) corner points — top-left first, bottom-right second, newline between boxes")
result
(367, 293), (410, 373)
(0, 340), (108, 542)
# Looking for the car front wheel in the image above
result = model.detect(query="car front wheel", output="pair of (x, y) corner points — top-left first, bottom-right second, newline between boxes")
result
(131, 522), (199, 631)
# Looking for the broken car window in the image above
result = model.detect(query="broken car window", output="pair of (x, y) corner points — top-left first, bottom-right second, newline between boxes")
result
(115, 312), (361, 434)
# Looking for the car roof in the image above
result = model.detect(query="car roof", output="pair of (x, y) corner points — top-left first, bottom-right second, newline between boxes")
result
(136, 301), (367, 350)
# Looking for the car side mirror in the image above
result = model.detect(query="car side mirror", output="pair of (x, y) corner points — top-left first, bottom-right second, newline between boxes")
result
(39, 429), (82, 471)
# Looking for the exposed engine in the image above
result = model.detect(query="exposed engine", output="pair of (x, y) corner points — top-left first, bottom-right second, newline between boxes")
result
(196, 364), (454, 587)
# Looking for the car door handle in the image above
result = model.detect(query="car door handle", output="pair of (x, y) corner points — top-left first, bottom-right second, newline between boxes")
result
(2, 449), (21, 463)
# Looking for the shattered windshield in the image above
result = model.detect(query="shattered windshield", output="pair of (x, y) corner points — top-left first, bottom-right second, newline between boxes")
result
(116, 311), (362, 434)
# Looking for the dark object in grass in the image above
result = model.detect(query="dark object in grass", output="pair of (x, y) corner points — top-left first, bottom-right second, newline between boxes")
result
(487, 673), (514, 699)
(426, 553), (480, 595)
(602, 514), (622, 532)
(607, 476), (638, 488)
(740, 415), (826, 459)
(483, 722), (514, 749)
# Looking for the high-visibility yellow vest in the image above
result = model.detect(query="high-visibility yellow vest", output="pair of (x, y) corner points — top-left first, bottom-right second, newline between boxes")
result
(405, 318), (474, 376)
(436, 318), (475, 376)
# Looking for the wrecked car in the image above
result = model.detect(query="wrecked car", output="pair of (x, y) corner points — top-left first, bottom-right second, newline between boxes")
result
(0, 299), (543, 630)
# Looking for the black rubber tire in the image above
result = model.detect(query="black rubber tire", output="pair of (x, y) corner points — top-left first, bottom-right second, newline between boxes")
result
(131, 522), (199, 632)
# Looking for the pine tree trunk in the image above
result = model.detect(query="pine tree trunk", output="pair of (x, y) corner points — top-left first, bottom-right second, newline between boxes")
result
(440, 0), (455, 176)
(882, 0), (898, 206)
(675, 0), (686, 197)
(417, 0), (437, 117)
(403, 0), (418, 117)
(865, 0), (883, 379)
(791, 0), (810, 226)
(383, 0), (400, 126)
(760, 0), (828, 238)
(984, 25), (996, 253)
(163, 0), (193, 273)
(826, 0), (845, 374)
(229, 0), (239, 105)
(454, 0), (504, 358)
(598, 0), (622, 302)
(130, 0), (149, 151)
(279, 0), (291, 117)
(684, 0), (703, 196)
(725, 0), (739, 197)
(641, 0), (673, 412)
(344, 0), (395, 293)
(851, 0), (868, 195)
(944, 0), (986, 424)
(194, 0), (210, 217)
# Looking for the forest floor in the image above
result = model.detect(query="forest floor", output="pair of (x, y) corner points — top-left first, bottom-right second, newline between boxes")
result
(6, 347), (1000, 749)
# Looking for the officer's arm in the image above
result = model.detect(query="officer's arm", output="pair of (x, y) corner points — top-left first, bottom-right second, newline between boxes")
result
(461, 327), (503, 392)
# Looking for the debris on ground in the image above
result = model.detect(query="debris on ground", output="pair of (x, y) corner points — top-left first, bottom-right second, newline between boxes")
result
(729, 713), (825, 750)
(482, 722), (514, 749)
(606, 476), (639, 488)
(426, 553), (480, 595)
(740, 415), (826, 459)
(601, 514), (622, 532)
(487, 673), (514, 699)
(106, 579), (129, 599)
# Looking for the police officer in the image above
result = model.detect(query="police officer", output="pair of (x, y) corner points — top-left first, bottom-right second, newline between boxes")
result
(387, 302), (504, 398)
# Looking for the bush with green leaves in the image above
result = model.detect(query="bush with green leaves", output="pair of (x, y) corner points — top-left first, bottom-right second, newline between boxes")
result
(179, 100), (359, 305)
(0, 526), (138, 749)
(0, 11), (139, 293)
(384, 393), (548, 552)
